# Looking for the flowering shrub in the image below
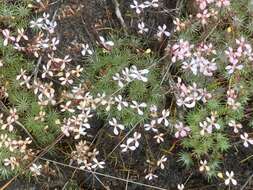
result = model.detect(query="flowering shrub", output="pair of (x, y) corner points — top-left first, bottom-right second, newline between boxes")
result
(0, 0), (253, 189)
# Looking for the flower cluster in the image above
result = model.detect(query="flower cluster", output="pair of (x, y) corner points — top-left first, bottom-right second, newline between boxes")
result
(1, 134), (34, 170)
(225, 37), (252, 74)
(174, 77), (211, 108)
(113, 65), (149, 87)
(71, 140), (105, 170)
(1, 108), (19, 132)
(182, 56), (217, 76)
(130, 0), (159, 15)
(226, 88), (241, 110)
(195, 0), (229, 25)
(199, 112), (220, 136)
(30, 13), (57, 33)
(171, 39), (194, 63)
(120, 132), (142, 152)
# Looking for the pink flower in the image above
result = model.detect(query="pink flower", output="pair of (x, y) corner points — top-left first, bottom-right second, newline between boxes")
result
(174, 122), (191, 138)
(171, 39), (193, 63)
(216, 0), (230, 7)
(196, 0), (214, 10)
(196, 10), (210, 25)
(2, 29), (15, 46)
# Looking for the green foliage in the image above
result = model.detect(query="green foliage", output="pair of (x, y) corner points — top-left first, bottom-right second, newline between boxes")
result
(173, 0), (253, 179)
(80, 37), (164, 128)
(178, 152), (194, 169)
(0, 0), (62, 179)
(0, 0), (31, 28)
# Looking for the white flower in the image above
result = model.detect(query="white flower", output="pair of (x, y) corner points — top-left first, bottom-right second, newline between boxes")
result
(120, 132), (141, 152)
(122, 67), (132, 82)
(130, 65), (149, 82)
(61, 124), (70, 137)
(157, 24), (171, 39)
(16, 28), (28, 42)
(120, 143), (129, 152)
(2, 29), (15, 46)
(30, 18), (44, 28)
(182, 58), (198, 75)
(59, 72), (73, 85)
(113, 73), (124, 87)
(130, 101), (147, 115)
(130, 0), (145, 14)
(225, 171), (237, 186)
(144, 120), (158, 132)
(128, 132), (141, 148)
(177, 184), (184, 190)
(240, 132), (253, 148)
(157, 155), (167, 169)
(199, 160), (210, 172)
(91, 158), (105, 169)
(206, 113), (220, 130)
(228, 120), (242, 133)
(99, 36), (114, 47)
(109, 118), (125, 135)
(144, 0), (159, 8)
(80, 160), (92, 170)
(225, 63), (243, 74)
(42, 62), (53, 78)
(29, 164), (42, 176)
(138, 22), (149, 34)
(81, 44), (93, 56)
(13, 43), (25, 51)
(154, 133), (164, 143)
(51, 37), (59, 50)
(74, 127), (87, 139)
(199, 121), (212, 136)
(114, 95), (128, 111)
(4, 157), (19, 170)
(60, 101), (75, 113)
(157, 109), (170, 126)
(145, 173), (158, 180)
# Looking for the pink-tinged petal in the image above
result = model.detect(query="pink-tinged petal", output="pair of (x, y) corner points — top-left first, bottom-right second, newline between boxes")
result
(207, 126), (212, 133)
(10, 36), (15, 41)
(2, 29), (9, 36)
(248, 139), (253, 145)
(180, 130), (187, 137)
(175, 131), (179, 138)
